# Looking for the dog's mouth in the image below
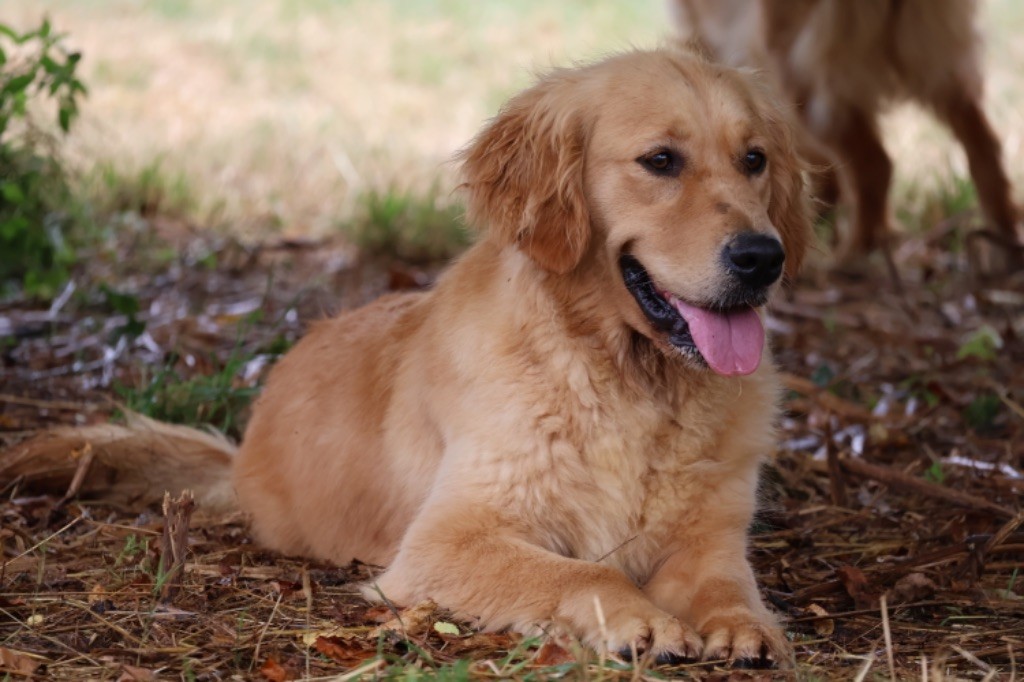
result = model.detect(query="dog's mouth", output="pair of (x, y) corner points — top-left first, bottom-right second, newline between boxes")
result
(619, 254), (766, 377)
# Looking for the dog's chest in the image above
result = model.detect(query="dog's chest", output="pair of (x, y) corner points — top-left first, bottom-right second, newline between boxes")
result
(512, 372), (754, 581)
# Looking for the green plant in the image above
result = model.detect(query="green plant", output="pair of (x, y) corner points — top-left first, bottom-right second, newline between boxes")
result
(117, 349), (260, 440)
(0, 18), (87, 299)
(349, 186), (470, 262)
(956, 325), (1001, 362)
(85, 158), (198, 219)
(924, 460), (945, 485)
(963, 393), (1001, 434)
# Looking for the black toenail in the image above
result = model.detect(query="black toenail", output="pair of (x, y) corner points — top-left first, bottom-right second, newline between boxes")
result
(617, 646), (638, 661)
(655, 651), (692, 665)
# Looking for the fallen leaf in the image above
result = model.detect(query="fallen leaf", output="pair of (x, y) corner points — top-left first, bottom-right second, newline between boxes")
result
(369, 599), (437, 638)
(805, 603), (834, 637)
(260, 657), (294, 682)
(300, 627), (359, 647)
(836, 565), (880, 610)
(888, 573), (937, 604)
(314, 636), (375, 667)
(0, 647), (41, 675)
(363, 604), (392, 623)
(433, 621), (460, 636)
(117, 664), (156, 681)
(442, 631), (517, 656)
(88, 583), (108, 605)
(534, 638), (574, 666)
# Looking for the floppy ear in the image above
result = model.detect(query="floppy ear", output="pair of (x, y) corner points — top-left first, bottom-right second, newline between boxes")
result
(457, 73), (591, 274)
(756, 84), (813, 282)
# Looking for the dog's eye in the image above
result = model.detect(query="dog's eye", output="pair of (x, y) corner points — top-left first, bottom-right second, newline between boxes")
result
(742, 149), (767, 175)
(638, 150), (681, 176)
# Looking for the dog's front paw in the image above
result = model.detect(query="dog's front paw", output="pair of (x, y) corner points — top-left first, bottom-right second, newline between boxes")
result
(699, 611), (787, 667)
(598, 606), (703, 662)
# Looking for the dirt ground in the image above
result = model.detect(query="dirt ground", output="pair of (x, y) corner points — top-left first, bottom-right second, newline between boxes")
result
(1, 222), (1022, 680)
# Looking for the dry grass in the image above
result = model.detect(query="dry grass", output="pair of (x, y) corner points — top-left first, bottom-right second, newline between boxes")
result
(2, 223), (1023, 680)
(8, 0), (1023, 241)
(7, 0), (665, 238)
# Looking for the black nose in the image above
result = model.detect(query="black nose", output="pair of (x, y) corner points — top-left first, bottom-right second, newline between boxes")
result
(723, 233), (785, 289)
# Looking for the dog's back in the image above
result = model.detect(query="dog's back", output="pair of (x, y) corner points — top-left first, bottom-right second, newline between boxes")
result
(674, 0), (983, 120)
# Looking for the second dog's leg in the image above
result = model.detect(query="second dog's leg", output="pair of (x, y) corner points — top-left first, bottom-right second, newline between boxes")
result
(933, 89), (1021, 264)
(818, 107), (893, 259)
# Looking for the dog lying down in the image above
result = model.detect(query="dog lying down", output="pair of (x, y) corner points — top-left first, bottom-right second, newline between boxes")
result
(3, 49), (811, 664)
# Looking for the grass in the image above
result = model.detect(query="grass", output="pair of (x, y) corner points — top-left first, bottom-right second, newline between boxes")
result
(81, 158), (201, 222)
(116, 341), (263, 440)
(5, 0), (1022, 256)
(2, 0), (665, 241)
(349, 186), (470, 262)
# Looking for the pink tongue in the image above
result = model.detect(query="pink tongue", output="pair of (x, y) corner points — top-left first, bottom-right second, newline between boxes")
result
(671, 298), (765, 376)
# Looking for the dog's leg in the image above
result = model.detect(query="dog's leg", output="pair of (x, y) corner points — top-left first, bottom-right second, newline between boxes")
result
(933, 89), (1021, 268)
(817, 107), (893, 259)
(643, 540), (787, 665)
(370, 507), (703, 660)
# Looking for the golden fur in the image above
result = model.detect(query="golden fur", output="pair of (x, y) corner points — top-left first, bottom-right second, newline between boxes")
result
(673, 0), (1021, 261)
(2, 49), (810, 663)
(233, 49), (808, 662)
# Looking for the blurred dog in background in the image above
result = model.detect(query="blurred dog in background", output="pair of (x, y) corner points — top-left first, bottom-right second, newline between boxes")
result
(673, 0), (1021, 266)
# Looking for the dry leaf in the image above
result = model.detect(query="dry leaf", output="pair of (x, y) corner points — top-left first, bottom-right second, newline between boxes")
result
(888, 572), (938, 604)
(363, 604), (392, 623)
(118, 664), (157, 682)
(433, 621), (460, 636)
(806, 603), (834, 637)
(836, 565), (880, 610)
(314, 636), (374, 667)
(441, 631), (517, 656)
(0, 647), (40, 675)
(260, 657), (294, 682)
(88, 583), (108, 605)
(369, 599), (437, 638)
(534, 638), (574, 666)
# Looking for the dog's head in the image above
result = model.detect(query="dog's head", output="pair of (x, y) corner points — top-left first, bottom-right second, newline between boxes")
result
(459, 49), (810, 377)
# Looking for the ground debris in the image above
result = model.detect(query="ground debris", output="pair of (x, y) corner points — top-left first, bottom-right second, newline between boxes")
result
(1, 233), (1023, 678)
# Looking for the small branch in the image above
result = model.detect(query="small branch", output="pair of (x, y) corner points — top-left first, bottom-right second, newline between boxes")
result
(780, 372), (874, 422)
(825, 422), (848, 508)
(158, 490), (195, 604)
(838, 456), (1017, 519)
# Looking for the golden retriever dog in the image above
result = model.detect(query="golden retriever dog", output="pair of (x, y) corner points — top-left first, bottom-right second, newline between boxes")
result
(2, 49), (809, 664)
(672, 0), (1021, 262)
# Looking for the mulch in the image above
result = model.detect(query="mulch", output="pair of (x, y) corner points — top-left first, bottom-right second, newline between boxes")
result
(1, 226), (1022, 680)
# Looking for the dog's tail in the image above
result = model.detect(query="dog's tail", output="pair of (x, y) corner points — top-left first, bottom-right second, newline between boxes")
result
(0, 413), (237, 512)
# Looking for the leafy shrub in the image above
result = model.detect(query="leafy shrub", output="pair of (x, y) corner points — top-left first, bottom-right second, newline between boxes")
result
(0, 18), (87, 299)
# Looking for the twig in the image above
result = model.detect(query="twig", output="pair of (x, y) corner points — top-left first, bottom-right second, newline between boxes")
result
(595, 534), (638, 563)
(951, 644), (993, 675)
(2, 515), (83, 570)
(880, 595), (895, 682)
(56, 444), (95, 508)
(780, 372), (874, 422)
(825, 421), (848, 507)
(0, 394), (99, 412)
(982, 511), (1024, 556)
(251, 591), (283, 671)
(852, 652), (875, 682)
(158, 490), (195, 604)
(838, 456), (1017, 519)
